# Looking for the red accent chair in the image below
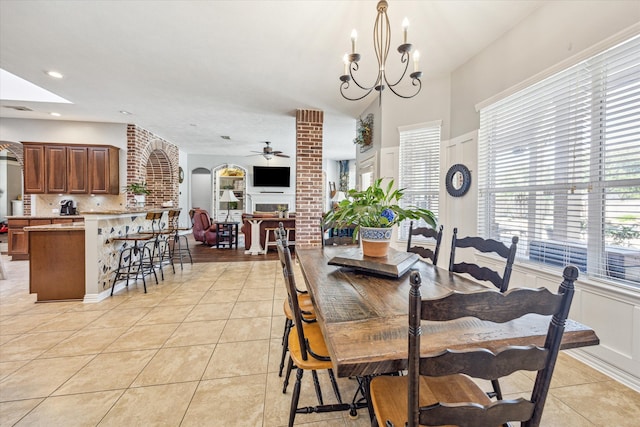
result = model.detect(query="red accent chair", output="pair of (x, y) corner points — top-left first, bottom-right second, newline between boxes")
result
(191, 208), (219, 246)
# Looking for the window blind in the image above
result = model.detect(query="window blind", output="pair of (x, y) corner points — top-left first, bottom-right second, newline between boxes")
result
(478, 34), (640, 287)
(399, 123), (441, 240)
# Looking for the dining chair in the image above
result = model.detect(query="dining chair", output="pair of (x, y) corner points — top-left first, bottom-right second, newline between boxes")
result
(449, 227), (519, 293)
(276, 238), (348, 427)
(275, 223), (316, 378)
(406, 222), (443, 265)
(370, 265), (578, 427)
(321, 220), (357, 247)
(449, 227), (519, 400)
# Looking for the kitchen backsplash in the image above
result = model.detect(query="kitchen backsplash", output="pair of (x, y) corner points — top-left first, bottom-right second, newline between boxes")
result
(32, 194), (128, 216)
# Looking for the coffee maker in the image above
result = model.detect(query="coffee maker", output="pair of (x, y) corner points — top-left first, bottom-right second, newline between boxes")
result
(60, 200), (76, 216)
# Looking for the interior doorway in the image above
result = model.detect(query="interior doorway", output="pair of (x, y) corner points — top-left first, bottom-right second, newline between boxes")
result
(191, 167), (212, 213)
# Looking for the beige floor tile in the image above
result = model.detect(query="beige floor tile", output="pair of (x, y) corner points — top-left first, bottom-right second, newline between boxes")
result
(181, 375), (266, 427)
(230, 300), (274, 318)
(40, 327), (127, 358)
(184, 302), (235, 321)
(203, 339), (270, 379)
(156, 291), (205, 306)
(104, 323), (179, 352)
(211, 279), (246, 290)
(199, 288), (241, 304)
(53, 350), (156, 395)
(163, 319), (226, 347)
(0, 313), (61, 335)
(0, 398), (43, 426)
(31, 310), (105, 333)
(99, 381), (198, 427)
(268, 338), (287, 374)
(85, 307), (151, 329)
(552, 380), (640, 426)
(219, 316), (272, 343)
(238, 287), (275, 302)
(132, 344), (215, 386)
(16, 390), (124, 427)
(0, 360), (28, 381)
(523, 352), (612, 388)
(0, 355), (94, 401)
(0, 330), (74, 361)
(179, 279), (215, 292)
(136, 304), (194, 325)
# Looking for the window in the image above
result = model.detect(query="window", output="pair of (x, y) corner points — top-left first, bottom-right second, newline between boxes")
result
(478, 35), (640, 287)
(398, 121), (441, 240)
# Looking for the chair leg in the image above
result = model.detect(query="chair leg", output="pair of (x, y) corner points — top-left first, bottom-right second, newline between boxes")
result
(288, 368), (304, 427)
(279, 318), (292, 377)
(328, 368), (343, 403)
(490, 378), (504, 400)
(283, 356), (294, 393)
(311, 370), (324, 405)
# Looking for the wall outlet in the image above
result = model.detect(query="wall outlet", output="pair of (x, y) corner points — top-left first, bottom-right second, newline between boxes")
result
(52, 208), (59, 214)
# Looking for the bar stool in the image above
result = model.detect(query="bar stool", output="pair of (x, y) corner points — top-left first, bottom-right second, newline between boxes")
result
(263, 226), (290, 254)
(162, 209), (193, 269)
(110, 231), (157, 295)
(141, 211), (174, 280)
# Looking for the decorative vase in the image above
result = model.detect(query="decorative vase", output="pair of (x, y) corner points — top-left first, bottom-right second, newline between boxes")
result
(133, 194), (146, 207)
(360, 226), (392, 257)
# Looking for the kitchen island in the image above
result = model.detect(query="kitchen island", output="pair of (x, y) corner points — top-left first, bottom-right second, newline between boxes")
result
(21, 209), (167, 302)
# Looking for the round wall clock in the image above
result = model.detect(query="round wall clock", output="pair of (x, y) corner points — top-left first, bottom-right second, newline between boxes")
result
(445, 164), (471, 197)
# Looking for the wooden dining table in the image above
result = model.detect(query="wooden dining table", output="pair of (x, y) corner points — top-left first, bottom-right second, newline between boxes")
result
(296, 246), (600, 379)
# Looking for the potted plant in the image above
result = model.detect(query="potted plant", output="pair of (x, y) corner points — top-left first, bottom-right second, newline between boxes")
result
(325, 178), (436, 257)
(125, 182), (151, 207)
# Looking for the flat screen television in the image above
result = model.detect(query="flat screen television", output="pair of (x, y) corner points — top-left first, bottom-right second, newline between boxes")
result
(253, 166), (290, 187)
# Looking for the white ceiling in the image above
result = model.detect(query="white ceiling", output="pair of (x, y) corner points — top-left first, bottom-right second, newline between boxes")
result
(0, 0), (542, 160)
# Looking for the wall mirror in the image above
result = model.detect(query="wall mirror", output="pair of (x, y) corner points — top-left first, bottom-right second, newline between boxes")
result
(445, 164), (471, 197)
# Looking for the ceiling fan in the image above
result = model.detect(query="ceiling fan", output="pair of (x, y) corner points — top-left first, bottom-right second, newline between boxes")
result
(249, 141), (290, 160)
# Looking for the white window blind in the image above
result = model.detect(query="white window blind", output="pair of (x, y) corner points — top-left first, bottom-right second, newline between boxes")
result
(399, 122), (441, 240)
(478, 34), (640, 287)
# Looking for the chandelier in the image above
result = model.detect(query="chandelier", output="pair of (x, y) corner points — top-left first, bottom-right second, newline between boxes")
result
(339, 0), (422, 102)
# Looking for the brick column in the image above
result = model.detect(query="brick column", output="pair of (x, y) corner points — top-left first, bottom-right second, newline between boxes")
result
(295, 109), (324, 248)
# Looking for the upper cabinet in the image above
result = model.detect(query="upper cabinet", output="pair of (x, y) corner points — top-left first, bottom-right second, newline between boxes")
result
(22, 142), (120, 195)
(23, 144), (46, 193)
(88, 146), (119, 194)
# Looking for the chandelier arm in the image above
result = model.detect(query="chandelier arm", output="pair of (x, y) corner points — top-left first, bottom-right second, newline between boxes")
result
(385, 76), (422, 99)
(349, 62), (381, 92)
(340, 81), (377, 101)
(384, 50), (411, 88)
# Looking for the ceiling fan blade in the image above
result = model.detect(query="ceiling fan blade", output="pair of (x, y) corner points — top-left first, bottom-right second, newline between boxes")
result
(275, 153), (290, 158)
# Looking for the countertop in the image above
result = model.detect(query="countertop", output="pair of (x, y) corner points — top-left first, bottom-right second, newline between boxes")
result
(7, 215), (84, 219)
(24, 222), (86, 231)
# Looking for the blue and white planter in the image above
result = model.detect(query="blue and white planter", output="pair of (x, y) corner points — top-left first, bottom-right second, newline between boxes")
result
(360, 226), (392, 257)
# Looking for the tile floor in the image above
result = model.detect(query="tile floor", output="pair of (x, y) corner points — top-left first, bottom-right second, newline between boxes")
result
(1, 253), (639, 426)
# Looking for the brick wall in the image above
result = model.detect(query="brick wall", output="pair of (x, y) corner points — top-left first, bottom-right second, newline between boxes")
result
(126, 124), (179, 209)
(295, 109), (324, 248)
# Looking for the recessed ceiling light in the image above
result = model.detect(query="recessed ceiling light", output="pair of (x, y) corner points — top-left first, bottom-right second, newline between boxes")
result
(119, 110), (132, 115)
(49, 112), (61, 117)
(46, 70), (63, 79)
(220, 135), (231, 140)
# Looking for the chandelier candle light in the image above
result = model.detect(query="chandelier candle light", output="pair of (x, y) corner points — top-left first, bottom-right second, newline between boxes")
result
(340, 0), (422, 102)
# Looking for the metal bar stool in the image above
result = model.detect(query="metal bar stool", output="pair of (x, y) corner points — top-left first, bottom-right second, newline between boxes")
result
(162, 209), (193, 270)
(110, 231), (157, 295)
(141, 211), (174, 280)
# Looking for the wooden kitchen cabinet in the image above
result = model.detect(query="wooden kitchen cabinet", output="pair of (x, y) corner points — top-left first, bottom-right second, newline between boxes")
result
(88, 146), (119, 194)
(45, 145), (67, 193)
(67, 146), (88, 193)
(8, 216), (83, 260)
(23, 144), (46, 193)
(22, 142), (119, 194)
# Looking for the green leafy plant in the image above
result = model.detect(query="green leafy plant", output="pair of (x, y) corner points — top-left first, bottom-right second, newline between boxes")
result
(353, 113), (373, 146)
(325, 178), (436, 239)
(124, 182), (151, 195)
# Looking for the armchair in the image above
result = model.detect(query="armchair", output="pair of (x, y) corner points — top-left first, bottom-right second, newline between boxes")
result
(191, 208), (219, 246)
